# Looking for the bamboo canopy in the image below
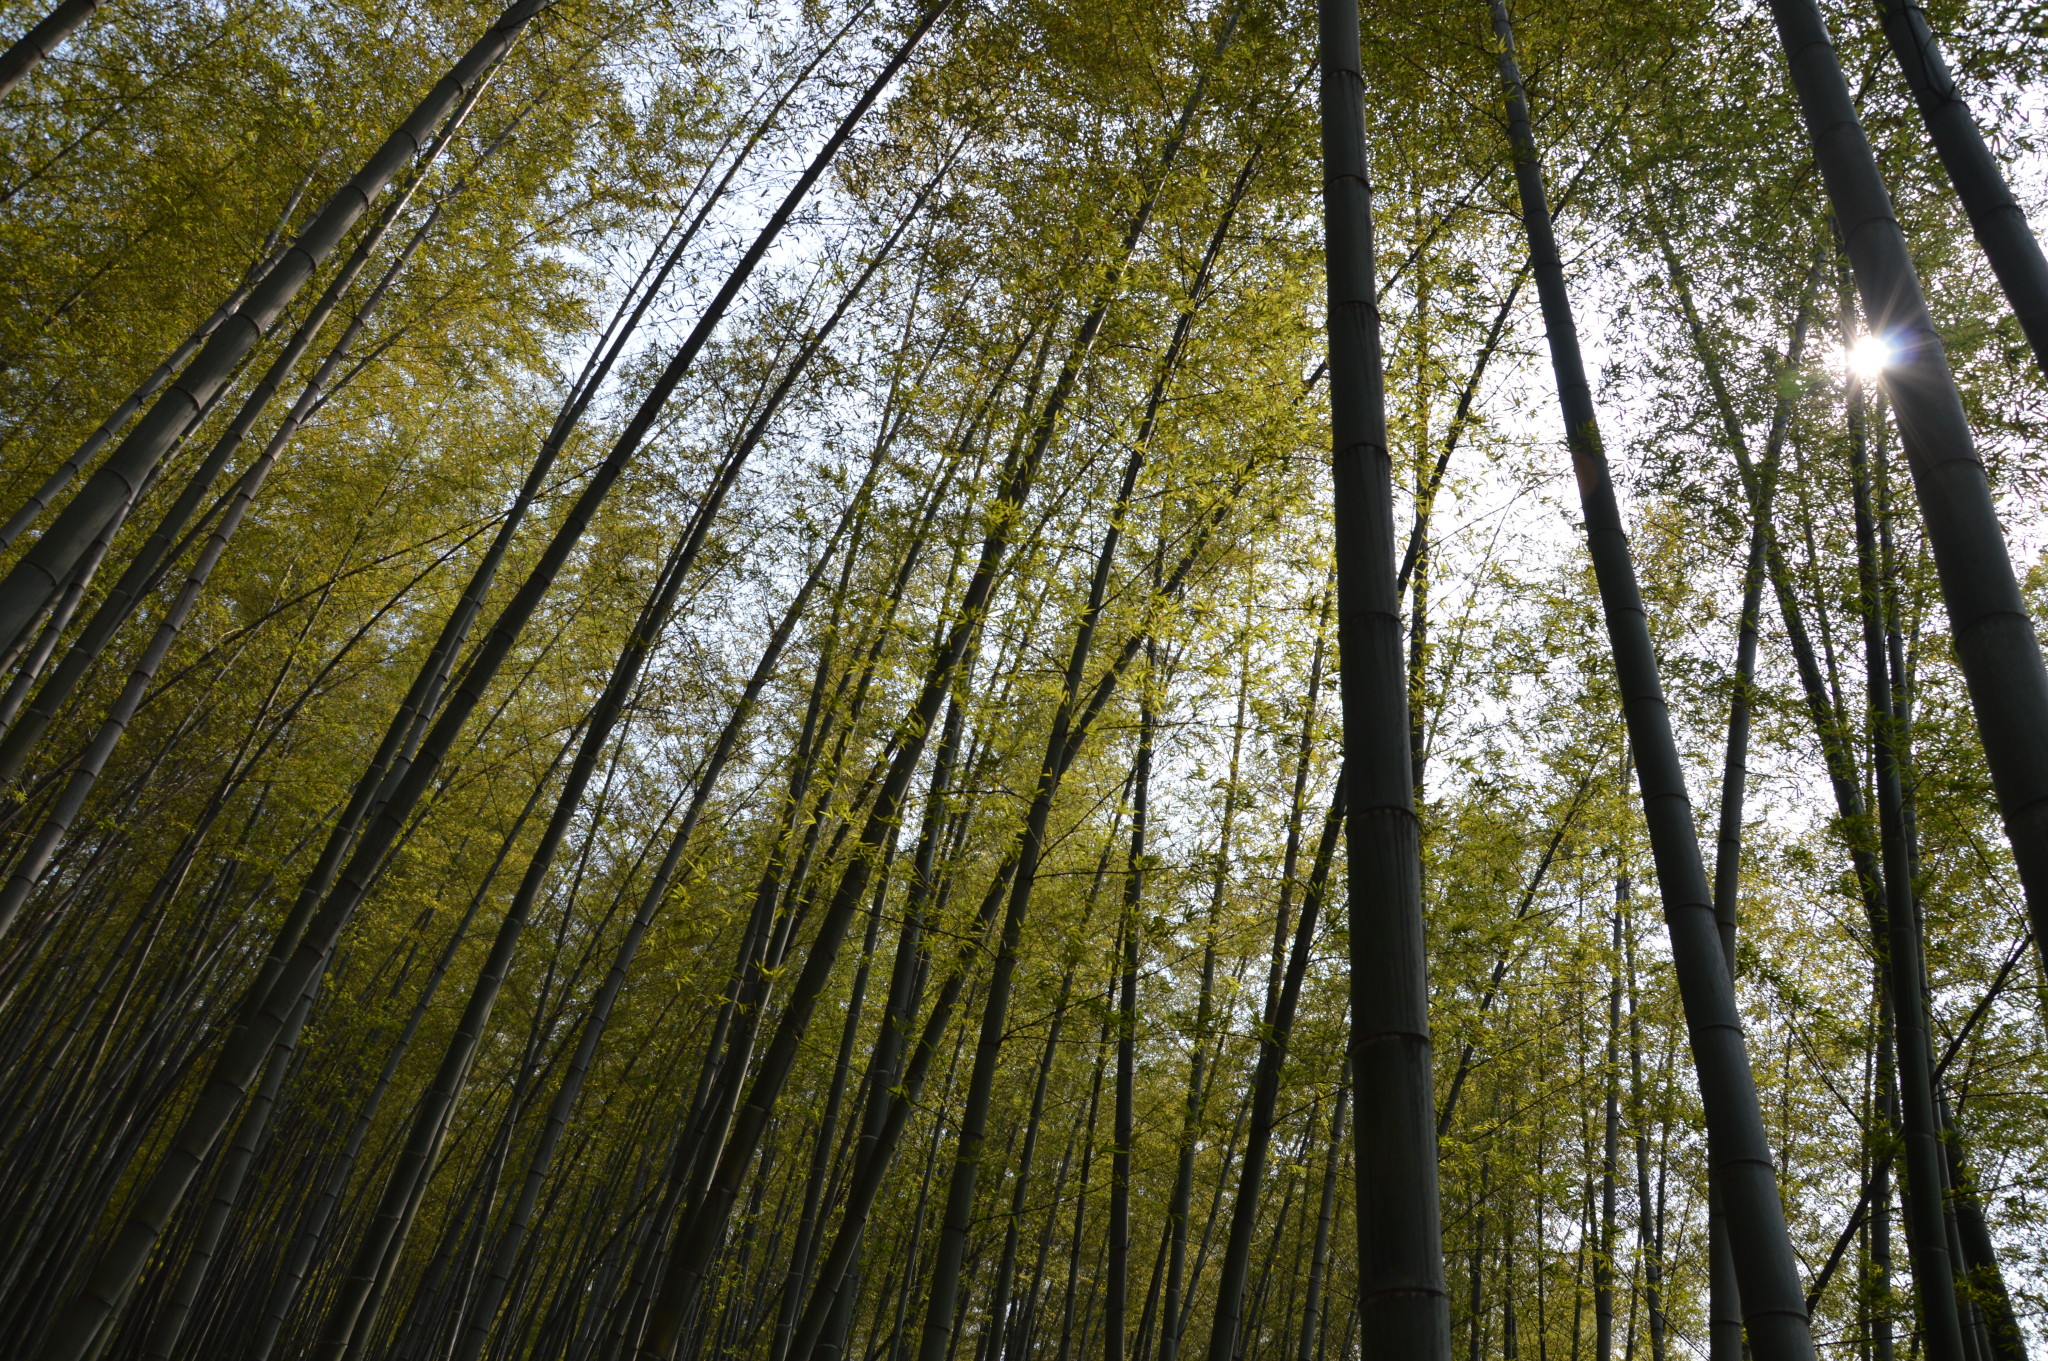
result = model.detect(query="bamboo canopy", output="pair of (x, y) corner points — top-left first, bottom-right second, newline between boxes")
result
(0, 1), (2042, 1360)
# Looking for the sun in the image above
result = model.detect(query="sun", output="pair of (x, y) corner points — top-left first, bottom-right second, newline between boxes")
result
(1843, 331), (1894, 383)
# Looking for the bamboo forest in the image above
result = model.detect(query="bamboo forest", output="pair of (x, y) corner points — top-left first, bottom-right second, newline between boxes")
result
(4, 0), (2048, 1357)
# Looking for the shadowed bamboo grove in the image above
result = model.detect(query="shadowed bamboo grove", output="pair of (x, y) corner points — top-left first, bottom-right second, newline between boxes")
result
(0, 0), (2044, 1359)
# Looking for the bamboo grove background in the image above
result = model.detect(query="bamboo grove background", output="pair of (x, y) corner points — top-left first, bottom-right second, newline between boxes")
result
(0, 0), (2042, 1359)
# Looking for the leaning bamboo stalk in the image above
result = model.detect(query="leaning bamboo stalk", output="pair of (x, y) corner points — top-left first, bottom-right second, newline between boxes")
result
(1487, 4), (1814, 1357)
(0, 0), (99, 98)
(782, 488), (1246, 1361)
(0, 160), (445, 941)
(443, 443), (878, 1361)
(1296, 1070), (1348, 1361)
(310, 149), (936, 1361)
(1875, 0), (2048, 379)
(913, 62), (1233, 1361)
(0, 69), (494, 783)
(1651, 224), (1818, 1361)
(241, 757), (552, 1361)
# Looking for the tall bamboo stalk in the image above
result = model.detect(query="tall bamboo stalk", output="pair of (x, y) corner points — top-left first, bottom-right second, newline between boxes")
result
(1320, 0), (1445, 1355)
(0, 0), (99, 98)
(1874, 0), (2048, 379)
(1846, 331), (1964, 1361)
(1488, 5), (1814, 1357)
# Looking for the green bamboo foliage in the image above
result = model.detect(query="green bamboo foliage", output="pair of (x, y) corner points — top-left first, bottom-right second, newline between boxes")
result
(0, 0), (551, 666)
(0, 4), (2042, 1361)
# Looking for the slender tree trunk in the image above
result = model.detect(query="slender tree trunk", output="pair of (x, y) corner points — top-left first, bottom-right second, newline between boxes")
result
(1504, 1235), (1519, 1361)
(1845, 323), (1965, 1361)
(1707, 478), (1767, 1361)
(981, 943), (1083, 1361)
(1092, 693), (1152, 1361)
(1296, 1073), (1347, 1361)
(1769, 0), (2048, 967)
(1873, 986), (1895, 1361)
(1155, 925), (1218, 1361)
(1321, 2), (1445, 1354)
(1932, 1090), (2022, 1361)
(1653, 219), (1810, 1361)
(776, 877), (888, 1361)
(1624, 923), (1666, 1361)
(1206, 783), (1340, 1361)
(1595, 907), (1620, 1361)
(1489, 9), (1814, 1357)
(1466, 1162), (1487, 1361)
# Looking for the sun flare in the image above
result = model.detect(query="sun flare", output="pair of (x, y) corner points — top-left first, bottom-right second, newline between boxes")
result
(1843, 331), (1893, 382)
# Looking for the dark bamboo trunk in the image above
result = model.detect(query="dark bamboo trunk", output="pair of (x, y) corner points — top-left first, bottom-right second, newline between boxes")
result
(1102, 704), (1152, 1361)
(1320, 1), (1445, 1354)
(1932, 1090), (2023, 1361)
(0, 0), (99, 98)
(1595, 907), (1620, 1361)
(1488, 7), (1814, 1356)
(1702, 346), (1776, 1361)
(1625, 923), (1667, 1361)
(981, 944), (1083, 1361)
(1874, 0), (2048, 378)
